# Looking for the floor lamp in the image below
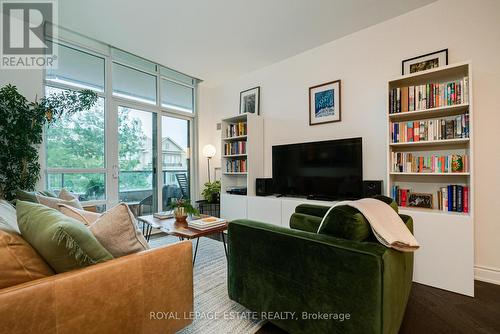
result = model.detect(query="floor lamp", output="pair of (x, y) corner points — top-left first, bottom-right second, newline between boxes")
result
(202, 144), (216, 183)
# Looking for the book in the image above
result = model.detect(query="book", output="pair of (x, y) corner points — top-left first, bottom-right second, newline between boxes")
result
(390, 113), (469, 143)
(389, 77), (469, 114)
(463, 187), (469, 213)
(153, 211), (174, 219)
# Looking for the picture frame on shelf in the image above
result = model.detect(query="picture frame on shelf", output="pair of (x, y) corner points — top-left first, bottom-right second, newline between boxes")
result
(402, 49), (448, 75)
(408, 193), (433, 209)
(309, 80), (341, 126)
(239, 86), (260, 115)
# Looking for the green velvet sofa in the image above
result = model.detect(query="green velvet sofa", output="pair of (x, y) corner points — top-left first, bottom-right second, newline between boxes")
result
(227, 203), (414, 334)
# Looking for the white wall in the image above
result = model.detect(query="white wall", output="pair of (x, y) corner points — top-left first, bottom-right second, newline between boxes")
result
(198, 0), (500, 283)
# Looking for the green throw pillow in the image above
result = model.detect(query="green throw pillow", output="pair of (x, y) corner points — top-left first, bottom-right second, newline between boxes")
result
(317, 196), (399, 241)
(16, 189), (39, 203)
(318, 205), (371, 241)
(16, 201), (113, 273)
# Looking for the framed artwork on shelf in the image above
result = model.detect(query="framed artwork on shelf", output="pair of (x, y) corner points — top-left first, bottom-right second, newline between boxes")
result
(239, 86), (260, 115)
(408, 193), (433, 209)
(309, 80), (341, 125)
(402, 49), (448, 75)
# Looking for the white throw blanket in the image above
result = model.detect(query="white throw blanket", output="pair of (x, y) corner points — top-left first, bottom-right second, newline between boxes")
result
(317, 198), (419, 252)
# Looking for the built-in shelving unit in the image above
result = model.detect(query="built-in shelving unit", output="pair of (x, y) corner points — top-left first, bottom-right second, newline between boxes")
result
(220, 113), (263, 197)
(387, 62), (474, 296)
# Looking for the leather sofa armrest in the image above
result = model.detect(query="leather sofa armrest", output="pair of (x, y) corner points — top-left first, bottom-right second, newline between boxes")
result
(0, 241), (193, 334)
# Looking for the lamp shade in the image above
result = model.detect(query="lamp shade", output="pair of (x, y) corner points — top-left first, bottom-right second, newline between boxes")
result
(202, 144), (216, 158)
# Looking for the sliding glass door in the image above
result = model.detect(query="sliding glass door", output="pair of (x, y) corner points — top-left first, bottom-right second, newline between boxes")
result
(161, 115), (190, 210)
(117, 106), (157, 215)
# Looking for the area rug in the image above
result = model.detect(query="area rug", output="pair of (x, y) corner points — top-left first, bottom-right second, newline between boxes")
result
(149, 234), (265, 334)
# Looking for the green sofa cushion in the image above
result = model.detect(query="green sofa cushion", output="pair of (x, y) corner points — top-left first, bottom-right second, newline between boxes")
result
(15, 189), (58, 203)
(318, 196), (399, 241)
(318, 205), (371, 241)
(16, 201), (113, 273)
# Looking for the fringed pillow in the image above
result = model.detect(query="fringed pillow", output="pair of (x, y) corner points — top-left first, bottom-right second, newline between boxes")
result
(16, 201), (113, 273)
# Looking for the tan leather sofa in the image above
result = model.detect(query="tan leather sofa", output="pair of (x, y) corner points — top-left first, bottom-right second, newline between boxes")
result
(0, 241), (194, 334)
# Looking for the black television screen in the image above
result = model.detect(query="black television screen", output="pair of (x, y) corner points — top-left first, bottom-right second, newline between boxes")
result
(272, 137), (363, 200)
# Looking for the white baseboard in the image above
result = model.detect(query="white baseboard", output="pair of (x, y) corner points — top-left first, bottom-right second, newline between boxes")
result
(475, 265), (500, 285)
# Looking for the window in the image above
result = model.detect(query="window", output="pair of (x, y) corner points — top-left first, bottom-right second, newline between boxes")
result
(46, 42), (105, 92)
(112, 63), (157, 105)
(161, 79), (194, 113)
(45, 42), (106, 203)
(44, 40), (197, 213)
(161, 116), (190, 210)
(118, 106), (155, 198)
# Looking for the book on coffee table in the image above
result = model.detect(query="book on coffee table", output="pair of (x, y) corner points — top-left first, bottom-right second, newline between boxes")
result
(153, 210), (174, 219)
(188, 217), (227, 230)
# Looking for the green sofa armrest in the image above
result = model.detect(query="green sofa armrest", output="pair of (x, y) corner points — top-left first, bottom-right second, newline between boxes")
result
(294, 204), (330, 218)
(228, 218), (413, 334)
(289, 212), (323, 232)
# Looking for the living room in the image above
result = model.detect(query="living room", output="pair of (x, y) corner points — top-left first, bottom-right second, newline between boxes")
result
(1, 0), (499, 333)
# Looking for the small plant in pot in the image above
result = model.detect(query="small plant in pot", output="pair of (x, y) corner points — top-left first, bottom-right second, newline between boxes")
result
(201, 180), (221, 203)
(168, 198), (199, 223)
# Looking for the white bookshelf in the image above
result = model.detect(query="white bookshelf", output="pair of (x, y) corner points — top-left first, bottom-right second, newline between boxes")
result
(220, 113), (263, 197)
(386, 62), (474, 296)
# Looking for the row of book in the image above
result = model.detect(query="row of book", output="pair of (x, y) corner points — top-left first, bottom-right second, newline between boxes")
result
(437, 185), (469, 213)
(389, 77), (469, 114)
(224, 141), (246, 156)
(391, 113), (469, 143)
(225, 159), (247, 173)
(391, 185), (469, 213)
(391, 153), (469, 173)
(225, 122), (247, 138)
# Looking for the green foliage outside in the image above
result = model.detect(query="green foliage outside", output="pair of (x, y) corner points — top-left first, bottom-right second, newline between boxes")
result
(0, 84), (98, 200)
(45, 87), (150, 196)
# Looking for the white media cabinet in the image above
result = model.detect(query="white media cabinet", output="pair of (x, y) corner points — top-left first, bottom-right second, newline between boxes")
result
(221, 193), (336, 228)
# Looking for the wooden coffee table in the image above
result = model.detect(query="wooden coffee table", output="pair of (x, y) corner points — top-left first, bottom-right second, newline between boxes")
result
(138, 215), (228, 265)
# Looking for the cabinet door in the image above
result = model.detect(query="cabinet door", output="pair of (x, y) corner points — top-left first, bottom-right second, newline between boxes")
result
(400, 208), (474, 296)
(220, 194), (247, 221)
(247, 196), (282, 226)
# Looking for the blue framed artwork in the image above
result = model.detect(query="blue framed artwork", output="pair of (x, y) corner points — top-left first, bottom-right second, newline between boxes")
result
(309, 80), (341, 125)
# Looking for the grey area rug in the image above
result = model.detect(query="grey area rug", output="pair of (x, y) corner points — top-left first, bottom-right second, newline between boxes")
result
(149, 233), (264, 334)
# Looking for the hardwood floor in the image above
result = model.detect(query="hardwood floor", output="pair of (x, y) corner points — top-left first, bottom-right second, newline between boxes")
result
(256, 281), (500, 334)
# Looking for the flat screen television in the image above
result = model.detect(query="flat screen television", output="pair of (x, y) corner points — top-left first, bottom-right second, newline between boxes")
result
(272, 137), (363, 200)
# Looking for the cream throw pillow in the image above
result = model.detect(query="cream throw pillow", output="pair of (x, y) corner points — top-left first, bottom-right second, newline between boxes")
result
(57, 204), (102, 226)
(88, 203), (149, 257)
(58, 188), (78, 201)
(35, 195), (84, 211)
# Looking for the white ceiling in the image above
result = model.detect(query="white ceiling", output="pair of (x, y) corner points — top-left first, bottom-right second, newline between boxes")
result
(59, 0), (436, 86)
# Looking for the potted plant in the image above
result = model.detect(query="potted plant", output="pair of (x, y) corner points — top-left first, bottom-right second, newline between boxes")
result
(0, 84), (97, 200)
(168, 198), (199, 223)
(201, 180), (221, 203)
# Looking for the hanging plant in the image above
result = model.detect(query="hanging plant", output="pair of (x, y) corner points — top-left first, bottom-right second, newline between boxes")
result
(0, 84), (98, 200)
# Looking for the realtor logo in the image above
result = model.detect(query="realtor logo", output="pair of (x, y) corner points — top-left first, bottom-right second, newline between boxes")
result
(1, 0), (58, 69)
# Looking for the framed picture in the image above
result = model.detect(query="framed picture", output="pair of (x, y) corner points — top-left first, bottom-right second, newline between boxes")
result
(309, 80), (341, 126)
(402, 49), (448, 75)
(408, 193), (433, 209)
(239, 86), (260, 115)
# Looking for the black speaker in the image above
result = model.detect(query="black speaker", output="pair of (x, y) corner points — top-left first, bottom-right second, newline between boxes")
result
(256, 178), (274, 196)
(363, 180), (382, 197)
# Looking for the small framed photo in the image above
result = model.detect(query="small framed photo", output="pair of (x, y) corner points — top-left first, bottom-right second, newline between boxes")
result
(408, 193), (433, 209)
(239, 86), (260, 115)
(402, 49), (448, 75)
(309, 80), (341, 126)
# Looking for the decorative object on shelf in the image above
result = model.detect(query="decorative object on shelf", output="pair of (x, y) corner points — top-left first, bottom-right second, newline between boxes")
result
(0, 84), (98, 201)
(168, 198), (199, 223)
(309, 80), (341, 125)
(239, 86), (260, 115)
(202, 180), (221, 203)
(402, 49), (448, 75)
(408, 193), (433, 209)
(202, 144), (217, 182)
